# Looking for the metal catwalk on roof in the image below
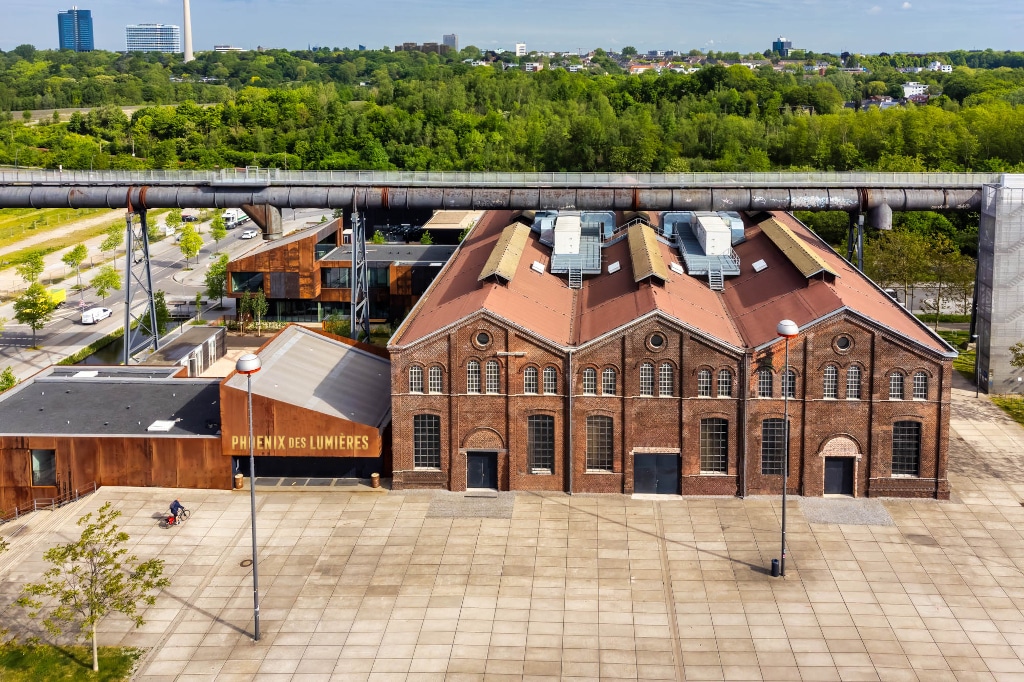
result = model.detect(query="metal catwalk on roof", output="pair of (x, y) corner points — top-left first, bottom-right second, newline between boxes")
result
(675, 223), (741, 277)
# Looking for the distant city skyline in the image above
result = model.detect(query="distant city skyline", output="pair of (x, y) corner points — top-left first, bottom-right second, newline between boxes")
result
(5, 0), (1022, 55)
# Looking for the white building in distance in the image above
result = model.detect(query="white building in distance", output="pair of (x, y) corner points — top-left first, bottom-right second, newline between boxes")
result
(126, 24), (181, 53)
(515, 42), (527, 57)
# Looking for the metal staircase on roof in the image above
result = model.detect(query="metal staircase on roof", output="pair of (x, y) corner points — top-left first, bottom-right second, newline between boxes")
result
(568, 267), (583, 289)
(708, 267), (724, 291)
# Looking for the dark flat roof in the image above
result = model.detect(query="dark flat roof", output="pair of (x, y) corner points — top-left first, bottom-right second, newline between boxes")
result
(324, 244), (457, 264)
(0, 370), (221, 437)
(147, 327), (224, 365)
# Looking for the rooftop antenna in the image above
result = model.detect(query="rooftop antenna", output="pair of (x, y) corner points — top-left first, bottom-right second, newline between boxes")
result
(183, 0), (194, 62)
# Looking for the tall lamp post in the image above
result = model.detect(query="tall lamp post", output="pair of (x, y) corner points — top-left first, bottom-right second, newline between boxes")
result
(972, 334), (980, 398)
(776, 320), (799, 577)
(235, 353), (262, 640)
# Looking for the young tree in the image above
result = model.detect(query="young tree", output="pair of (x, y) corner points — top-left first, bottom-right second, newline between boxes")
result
(178, 224), (203, 267)
(371, 230), (386, 244)
(239, 290), (252, 335)
(420, 230), (434, 245)
(210, 216), (227, 245)
(62, 243), (89, 289)
(332, 208), (345, 219)
(864, 229), (929, 304)
(205, 254), (229, 307)
(0, 366), (19, 393)
(139, 291), (171, 337)
(251, 289), (268, 337)
(16, 251), (45, 284)
(13, 282), (57, 347)
(1010, 341), (1024, 375)
(91, 265), (122, 299)
(100, 224), (124, 267)
(18, 502), (170, 673)
(165, 209), (182, 233)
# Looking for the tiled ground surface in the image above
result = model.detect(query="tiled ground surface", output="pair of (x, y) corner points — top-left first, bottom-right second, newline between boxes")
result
(1, 382), (1024, 681)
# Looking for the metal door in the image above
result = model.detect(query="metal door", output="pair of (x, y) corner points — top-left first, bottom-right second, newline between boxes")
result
(634, 454), (680, 494)
(467, 452), (497, 489)
(824, 457), (854, 495)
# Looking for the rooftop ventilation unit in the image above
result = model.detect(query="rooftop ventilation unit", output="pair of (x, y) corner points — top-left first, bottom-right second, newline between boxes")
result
(147, 420), (176, 432)
(607, 261), (621, 274)
(669, 262), (685, 275)
(531, 261), (545, 273)
(752, 259), (768, 272)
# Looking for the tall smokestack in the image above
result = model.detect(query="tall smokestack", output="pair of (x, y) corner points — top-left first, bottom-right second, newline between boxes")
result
(182, 0), (194, 62)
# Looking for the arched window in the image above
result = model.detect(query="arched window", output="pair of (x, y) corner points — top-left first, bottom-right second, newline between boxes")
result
(586, 415), (614, 471)
(889, 372), (904, 400)
(543, 367), (558, 394)
(912, 372), (928, 400)
(782, 369), (797, 398)
(409, 365), (424, 393)
(466, 360), (480, 394)
(846, 365), (861, 399)
(758, 368), (773, 398)
(524, 367), (538, 394)
(823, 365), (838, 399)
(485, 360), (500, 394)
(428, 366), (442, 393)
(717, 369), (732, 398)
(697, 369), (712, 397)
(659, 363), (674, 397)
(640, 362), (655, 397)
(602, 368), (617, 395)
(582, 368), (597, 395)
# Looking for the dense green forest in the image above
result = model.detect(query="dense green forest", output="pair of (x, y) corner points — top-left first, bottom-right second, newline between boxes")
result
(3, 46), (1024, 175)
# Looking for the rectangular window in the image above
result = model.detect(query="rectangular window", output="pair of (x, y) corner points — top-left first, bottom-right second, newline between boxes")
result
(760, 418), (786, 475)
(582, 368), (597, 395)
(659, 364), (674, 397)
(782, 371), (796, 398)
(823, 366), (838, 399)
(230, 271), (264, 294)
(428, 366), (443, 394)
(524, 367), (538, 394)
(892, 421), (921, 476)
(602, 369), (616, 396)
(586, 415), (614, 471)
(847, 366), (861, 399)
(413, 415), (441, 469)
(889, 373), (904, 400)
(320, 267), (350, 289)
(31, 449), (57, 486)
(913, 373), (927, 400)
(528, 415), (555, 473)
(758, 369), (773, 398)
(409, 366), (423, 393)
(640, 364), (654, 397)
(697, 370), (712, 397)
(700, 419), (728, 474)
(543, 367), (557, 395)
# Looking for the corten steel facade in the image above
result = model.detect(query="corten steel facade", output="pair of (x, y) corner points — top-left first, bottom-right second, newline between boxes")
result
(389, 210), (954, 498)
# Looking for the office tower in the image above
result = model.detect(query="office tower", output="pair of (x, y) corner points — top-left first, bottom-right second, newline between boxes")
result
(183, 0), (194, 62)
(57, 7), (94, 52)
(443, 34), (459, 52)
(126, 24), (181, 53)
(515, 42), (526, 57)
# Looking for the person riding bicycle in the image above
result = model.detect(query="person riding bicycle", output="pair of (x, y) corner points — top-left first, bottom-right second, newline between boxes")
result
(168, 499), (184, 525)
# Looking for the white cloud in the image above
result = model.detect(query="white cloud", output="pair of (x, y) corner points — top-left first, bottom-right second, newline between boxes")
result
(868, 5), (882, 13)
(901, 1), (912, 7)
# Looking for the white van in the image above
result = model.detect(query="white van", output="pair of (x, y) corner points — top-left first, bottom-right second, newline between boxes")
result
(81, 307), (113, 324)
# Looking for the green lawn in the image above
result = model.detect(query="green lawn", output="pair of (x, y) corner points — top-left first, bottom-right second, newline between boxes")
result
(992, 396), (1024, 428)
(0, 209), (109, 247)
(0, 644), (140, 681)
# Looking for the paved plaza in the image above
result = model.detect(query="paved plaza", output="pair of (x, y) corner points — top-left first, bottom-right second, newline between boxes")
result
(2, 379), (1024, 681)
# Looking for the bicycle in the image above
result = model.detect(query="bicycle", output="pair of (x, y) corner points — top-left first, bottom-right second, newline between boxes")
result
(161, 507), (190, 528)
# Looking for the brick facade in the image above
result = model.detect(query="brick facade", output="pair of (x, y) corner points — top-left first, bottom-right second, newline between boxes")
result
(391, 309), (951, 499)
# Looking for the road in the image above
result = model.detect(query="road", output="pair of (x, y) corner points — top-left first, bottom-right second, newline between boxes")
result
(0, 207), (328, 379)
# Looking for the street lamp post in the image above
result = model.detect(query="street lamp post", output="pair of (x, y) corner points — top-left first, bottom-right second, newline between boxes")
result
(235, 353), (262, 640)
(972, 334), (980, 398)
(776, 319), (799, 578)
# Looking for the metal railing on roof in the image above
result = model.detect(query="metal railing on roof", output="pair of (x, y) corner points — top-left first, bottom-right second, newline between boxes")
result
(0, 169), (1004, 189)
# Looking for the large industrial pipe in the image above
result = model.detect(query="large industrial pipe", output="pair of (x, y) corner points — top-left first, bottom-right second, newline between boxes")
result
(0, 186), (985, 213)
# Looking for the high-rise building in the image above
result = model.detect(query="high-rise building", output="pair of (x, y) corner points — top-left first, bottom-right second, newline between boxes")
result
(443, 34), (459, 52)
(515, 42), (526, 57)
(772, 36), (793, 58)
(126, 24), (181, 53)
(57, 7), (94, 52)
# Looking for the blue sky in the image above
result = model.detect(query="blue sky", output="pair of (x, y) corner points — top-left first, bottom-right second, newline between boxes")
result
(3, 0), (1023, 55)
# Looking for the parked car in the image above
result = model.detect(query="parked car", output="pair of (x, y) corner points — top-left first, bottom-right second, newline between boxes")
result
(81, 307), (112, 324)
(240, 229), (259, 239)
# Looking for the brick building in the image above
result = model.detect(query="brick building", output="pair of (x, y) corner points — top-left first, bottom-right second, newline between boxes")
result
(388, 210), (955, 499)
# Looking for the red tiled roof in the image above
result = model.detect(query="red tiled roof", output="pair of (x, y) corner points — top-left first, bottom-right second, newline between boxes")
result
(393, 210), (952, 357)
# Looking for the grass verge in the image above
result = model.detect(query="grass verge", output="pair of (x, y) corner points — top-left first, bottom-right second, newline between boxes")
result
(0, 644), (141, 681)
(991, 396), (1024, 428)
(58, 327), (126, 365)
(914, 313), (972, 324)
(0, 208), (108, 247)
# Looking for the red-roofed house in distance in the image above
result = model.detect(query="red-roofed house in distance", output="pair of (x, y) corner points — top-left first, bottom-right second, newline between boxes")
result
(388, 209), (955, 499)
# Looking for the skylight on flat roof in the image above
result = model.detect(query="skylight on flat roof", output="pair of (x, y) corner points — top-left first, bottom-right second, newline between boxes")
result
(752, 259), (768, 272)
(669, 262), (685, 275)
(147, 420), (176, 432)
(73, 371), (99, 378)
(607, 261), (621, 274)
(531, 261), (545, 273)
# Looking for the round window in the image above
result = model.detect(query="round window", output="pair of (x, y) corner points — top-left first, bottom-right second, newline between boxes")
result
(475, 332), (490, 347)
(649, 333), (665, 349)
(835, 335), (851, 351)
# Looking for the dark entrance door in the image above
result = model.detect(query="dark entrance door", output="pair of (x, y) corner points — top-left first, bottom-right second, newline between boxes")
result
(633, 454), (680, 494)
(467, 451), (498, 489)
(824, 457), (854, 495)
